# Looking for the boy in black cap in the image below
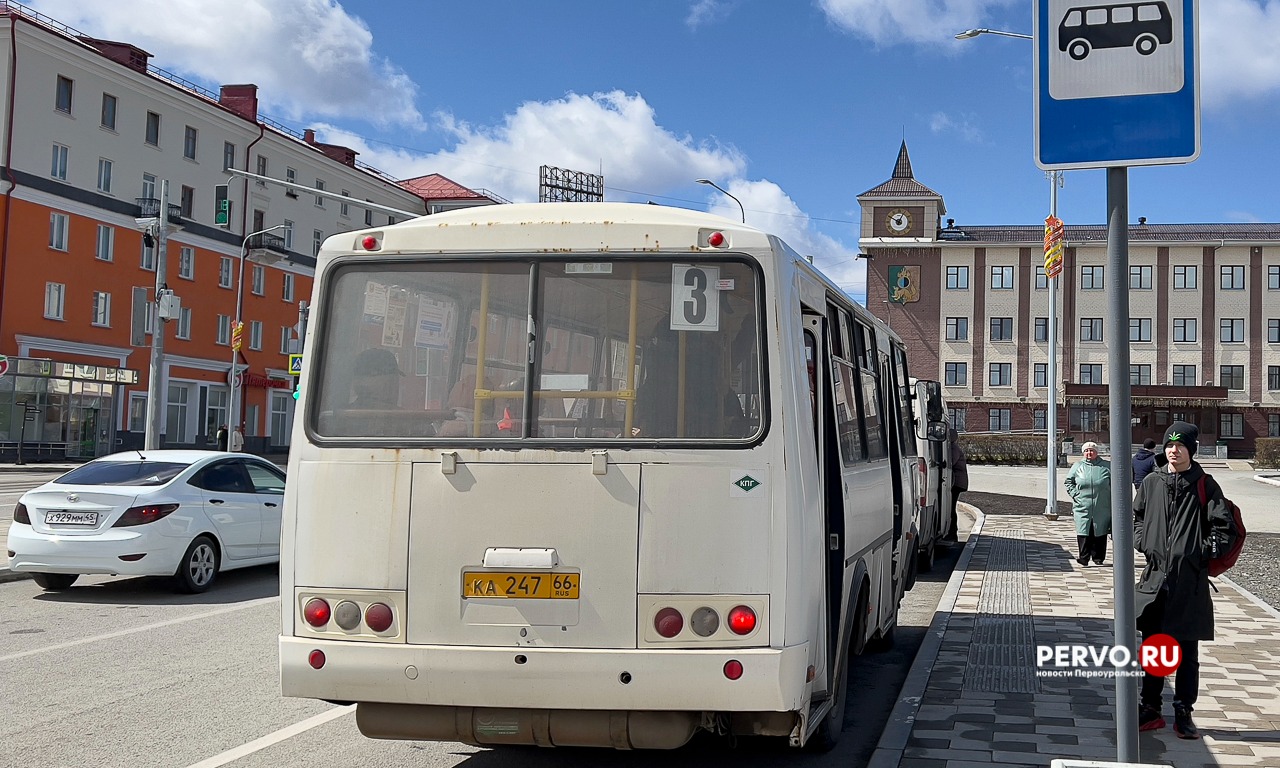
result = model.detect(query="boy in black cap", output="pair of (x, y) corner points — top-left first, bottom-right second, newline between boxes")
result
(1132, 420), (1242, 739)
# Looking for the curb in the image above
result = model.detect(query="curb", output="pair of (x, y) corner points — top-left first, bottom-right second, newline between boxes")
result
(0, 566), (31, 584)
(1252, 474), (1280, 488)
(867, 502), (985, 768)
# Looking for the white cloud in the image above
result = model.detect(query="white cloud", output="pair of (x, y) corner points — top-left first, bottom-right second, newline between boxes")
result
(686, 0), (736, 29)
(28, 0), (424, 128)
(817, 0), (1021, 45)
(929, 111), (983, 142)
(1200, 0), (1280, 107)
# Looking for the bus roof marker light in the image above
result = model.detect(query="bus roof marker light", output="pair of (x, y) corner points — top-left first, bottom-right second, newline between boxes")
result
(361, 234), (380, 251)
(707, 231), (726, 247)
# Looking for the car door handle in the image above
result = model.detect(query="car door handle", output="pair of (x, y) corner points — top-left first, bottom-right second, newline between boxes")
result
(264, 502), (278, 508)
(209, 499), (225, 505)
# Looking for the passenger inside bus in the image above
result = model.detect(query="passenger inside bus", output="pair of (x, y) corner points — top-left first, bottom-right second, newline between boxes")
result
(349, 348), (404, 409)
(632, 315), (753, 439)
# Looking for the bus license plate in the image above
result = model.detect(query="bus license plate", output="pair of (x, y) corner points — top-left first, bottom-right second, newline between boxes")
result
(46, 511), (98, 526)
(462, 571), (579, 600)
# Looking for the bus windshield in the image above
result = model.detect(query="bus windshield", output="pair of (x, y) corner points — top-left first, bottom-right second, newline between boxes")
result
(310, 257), (763, 442)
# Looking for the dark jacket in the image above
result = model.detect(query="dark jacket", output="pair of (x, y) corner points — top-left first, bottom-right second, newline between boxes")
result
(1133, 463), (1239, 641)
(1131, 448), (1157, 488)
(948, 430), (968, 491)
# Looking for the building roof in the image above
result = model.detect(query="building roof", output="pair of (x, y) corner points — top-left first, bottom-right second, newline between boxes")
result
(937, 222), (1280, 245)
(858, 141), (945, 207)
(400, 174), (494, 201)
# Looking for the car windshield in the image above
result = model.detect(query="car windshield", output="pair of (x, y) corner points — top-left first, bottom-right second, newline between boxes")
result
(55, 461), (188, 487)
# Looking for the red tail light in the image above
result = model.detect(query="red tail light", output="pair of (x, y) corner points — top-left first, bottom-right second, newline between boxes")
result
(723, 660), (744, 680)
(308, 650), (326, 669)
(112, 503), (179, 527)
(304, 598), (331, 627)
(654, 607), (683, 638)
(917, 458), (928, 508)
(727, 606), (757, 635)
(365, 603), (394, 632)
(13, 502), (29, 524)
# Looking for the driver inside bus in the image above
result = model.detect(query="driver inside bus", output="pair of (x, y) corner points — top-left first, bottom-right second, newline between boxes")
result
(349, 348), (403, 409)
(632, 314), (752, 439)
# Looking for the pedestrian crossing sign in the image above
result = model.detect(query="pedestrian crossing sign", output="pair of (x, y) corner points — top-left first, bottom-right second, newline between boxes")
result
(289, 354), (303, 375)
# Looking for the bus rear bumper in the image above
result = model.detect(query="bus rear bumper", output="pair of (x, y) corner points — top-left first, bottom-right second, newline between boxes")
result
(280, 637), (811, 747)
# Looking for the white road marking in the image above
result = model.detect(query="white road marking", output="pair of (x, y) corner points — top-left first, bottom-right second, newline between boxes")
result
(184, 705), (356, 768)
(0, 596), (278, 662)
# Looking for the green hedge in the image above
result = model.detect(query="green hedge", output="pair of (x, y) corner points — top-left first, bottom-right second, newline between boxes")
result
(959, 434), (1052, 465)
(1257, 437), (1280, 469)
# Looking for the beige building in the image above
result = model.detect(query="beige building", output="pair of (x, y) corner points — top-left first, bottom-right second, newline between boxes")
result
(860, 143), (1280, 457)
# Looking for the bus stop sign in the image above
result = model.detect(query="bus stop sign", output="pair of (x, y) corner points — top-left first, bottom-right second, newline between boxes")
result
(1034, 0), (1199, 169)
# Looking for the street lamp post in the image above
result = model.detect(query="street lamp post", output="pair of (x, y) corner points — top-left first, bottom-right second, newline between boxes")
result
(954, 28), (1031, 40)
(227, 225), (288, 450)
(695, 178), (746, 223)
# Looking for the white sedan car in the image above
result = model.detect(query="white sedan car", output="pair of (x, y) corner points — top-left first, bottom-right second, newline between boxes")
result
(6, 450), (286, 593)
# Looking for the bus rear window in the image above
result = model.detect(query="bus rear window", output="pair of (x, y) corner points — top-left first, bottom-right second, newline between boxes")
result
(310, 258), (763, 443)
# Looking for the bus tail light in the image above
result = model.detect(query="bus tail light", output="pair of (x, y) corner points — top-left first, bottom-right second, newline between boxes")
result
(654, 607), (683, 638)
(365, 602), (394, 632)
(689, 607), (719, 637)
(304, 598), (332, 627)
(723, 660), (744, 680)
(308, 649), (326, 669)
(727, 606), (757, 635)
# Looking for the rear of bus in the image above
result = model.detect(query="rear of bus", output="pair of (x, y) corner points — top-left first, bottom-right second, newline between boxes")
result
(280, 204), (822, 749)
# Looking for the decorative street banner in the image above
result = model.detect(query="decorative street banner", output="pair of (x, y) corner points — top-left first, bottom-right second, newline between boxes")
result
(888, 265), (921, 304)
(1044, 216), (1065, 278)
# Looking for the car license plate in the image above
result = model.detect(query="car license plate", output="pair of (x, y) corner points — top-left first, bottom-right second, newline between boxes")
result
(45, 511), (98, 526)
(462, 571), (579, 599)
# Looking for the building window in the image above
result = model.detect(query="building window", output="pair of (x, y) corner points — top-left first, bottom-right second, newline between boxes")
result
(91, 291), (111, 327)
(223, 141), (236, 171)
(100, 93), (117, 130)
(364, 204), (373, 227)
(1220, 265), (1245, 290)
(180, 185), (194, 218)
(1080, 364), (1103, 384)
(250, 320), (263, 350)
(1270, 366), (1280, 391)
(142, 173), (156, 200)
(1270, 414), (1280, 438)
(252, 265), (265, 295)
(1035, 317), (1048, 342)
(255, 154), (268, 184)
(1270, 265), (1280, 290)
(1220, 365), (1245, 390)
(176, 247), (194, 279)
(340, 191), (350, 217)
(990, 317), (1013, 341)
(1220, 413), (1243, 439)
(49, 212), (69, 250)
(1071, 407), (1104, 432)
(1033, 409), (1046, 431)
(44, 282), (65, 320)
(944, 362), (967, 386)
(388, 216), (396, 226)
(219, 257), (233, 288)
(96, 158), (113, 193)
(1035, 265), (1048, 289)
(1129, 265), (1153, 289)
(988, 408), (1012, 432)
(217, 315), (231, 345)
(280, 326), (292, 354)
(95, 225), (114, 262)
(990, 265), (1014, 289)
(948, 408), (967, 432)
(285, 167), (297, 193)
(141, 238), (155, 271)
(1129, 318), (1152, 342)
(1081, 265), (1104, 289)
(1173, 318), (1197, 342)
(1130, 364), (1152, 385)
(51, 144), (68, 180)
(1220, 318), (1245, 343)
(313, 229), (323, 257)
(283, 273), (295, 302)
(56, 75), (73, 113)
(283, 220), (294, 249)
(315, 178), (326, 207)
(145, 111), (160, 146)
(988, 363), (1012, 386)
(176, 307), (192, 340)
(946, 265), (969, 290)
(183, 126), (198, 160)
(1173, 265), (1197, 289)
(1080, 317), (1104, 342)
(1172, 364), (1196, 386)
(1270, 319), (1280, 343)
(1034, 362), (1047, 387)
(945, 317), (968, 341)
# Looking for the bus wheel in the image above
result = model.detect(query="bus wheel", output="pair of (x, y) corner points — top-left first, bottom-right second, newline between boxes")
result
(1134, 34), (1158, 55)
(918, 538), (936, 573)
(904, 541), (919, 591)
(807, 588), (865, 752)
(1068, 39), (1090, 60)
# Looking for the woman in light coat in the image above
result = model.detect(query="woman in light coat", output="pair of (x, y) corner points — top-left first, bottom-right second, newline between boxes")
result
(1064, 441), (1112, 565)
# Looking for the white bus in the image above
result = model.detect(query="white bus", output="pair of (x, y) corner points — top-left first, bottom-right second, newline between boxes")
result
(279, 203), (941, 751)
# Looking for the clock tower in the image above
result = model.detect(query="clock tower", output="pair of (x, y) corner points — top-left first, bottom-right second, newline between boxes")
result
(857, 141), (946, 241)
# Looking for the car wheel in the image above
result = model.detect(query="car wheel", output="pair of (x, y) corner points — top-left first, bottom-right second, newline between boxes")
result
(175, 535), (219, 593)
(1068, 39), (1090, 60)
(32, 572), (78, 591)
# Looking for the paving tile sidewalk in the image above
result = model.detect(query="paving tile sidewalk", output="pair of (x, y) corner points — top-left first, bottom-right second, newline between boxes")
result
(872, 508), (1280, 768)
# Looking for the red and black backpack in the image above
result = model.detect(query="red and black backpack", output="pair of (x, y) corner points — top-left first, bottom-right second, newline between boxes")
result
(1195, 476), (1247, 577)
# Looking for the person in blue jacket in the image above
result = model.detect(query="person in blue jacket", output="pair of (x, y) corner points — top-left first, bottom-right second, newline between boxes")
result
(1132, 438), (1158, 488)
(1064, 441), (1112, 566)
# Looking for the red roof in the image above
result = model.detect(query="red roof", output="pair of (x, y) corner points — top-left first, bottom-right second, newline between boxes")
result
(399, 174), (489, 201)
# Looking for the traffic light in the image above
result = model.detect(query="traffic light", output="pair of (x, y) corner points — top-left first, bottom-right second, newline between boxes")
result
(214, 184), (230, 227)
(293, 377), (301, 401)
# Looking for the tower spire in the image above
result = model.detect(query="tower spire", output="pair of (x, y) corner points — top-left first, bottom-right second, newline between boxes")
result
(892, 140), (914, 179)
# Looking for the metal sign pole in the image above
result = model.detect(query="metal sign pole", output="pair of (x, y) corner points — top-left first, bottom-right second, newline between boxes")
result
(144, 180), (171, 450)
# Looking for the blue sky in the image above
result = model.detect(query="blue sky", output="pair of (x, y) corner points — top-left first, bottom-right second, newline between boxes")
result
(33, 0), (1280, 302)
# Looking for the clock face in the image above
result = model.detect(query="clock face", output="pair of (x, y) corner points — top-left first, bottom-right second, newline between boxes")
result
(886, 208), (912, 235)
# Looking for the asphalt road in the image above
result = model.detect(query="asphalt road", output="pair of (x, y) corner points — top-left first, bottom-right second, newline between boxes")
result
(1, 468), (965, 768)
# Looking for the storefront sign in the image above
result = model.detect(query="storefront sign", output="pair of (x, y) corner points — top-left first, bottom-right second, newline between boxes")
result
(245, 373), (290, 389)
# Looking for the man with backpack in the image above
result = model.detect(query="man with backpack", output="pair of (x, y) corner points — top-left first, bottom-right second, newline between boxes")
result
(1133, 421), (1245, 739)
